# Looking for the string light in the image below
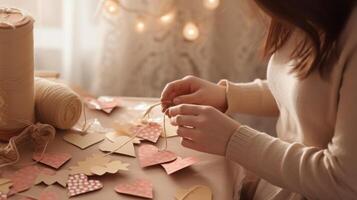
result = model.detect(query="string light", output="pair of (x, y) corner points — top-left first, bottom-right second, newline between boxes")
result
(183, 22), (200, 41)
(104, 0), (119, 14)
(159, 11), (175, 25)
(135, 18), (146, 33)
(203, 0), (220, 10)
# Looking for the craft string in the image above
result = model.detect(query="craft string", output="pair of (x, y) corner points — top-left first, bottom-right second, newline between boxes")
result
(103, 101), (171, 157)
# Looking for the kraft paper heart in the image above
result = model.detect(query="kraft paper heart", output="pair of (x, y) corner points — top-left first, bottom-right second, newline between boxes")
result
(33, 152), (72, 169)
(106, 131), (141, 144)
(67, 174), (103, 197)
(39, 188), (59, 200)
(115, 179), (153, 199)
(161, 157), (198, 175)
(63, 130), (105, 149)
(99, 139), (136, 157)
(35, 170), (70, 187)
(20, 186), (58, 200)
(69, 154), (111, 175)
(90, 160), (130, 176)
(138, 144), (177, 168)
(175, 185), (212, 200)
(131, 122), (162, 143)
(2, 166), (54, 195)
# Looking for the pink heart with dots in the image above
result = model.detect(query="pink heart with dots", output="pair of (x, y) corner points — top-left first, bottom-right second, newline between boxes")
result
(131, 122), (162, 143)
(137, 144), (177, 168)
(32, 152), (72, 169)
(67, 174), (103, 197)
(115, 179), (153, 199)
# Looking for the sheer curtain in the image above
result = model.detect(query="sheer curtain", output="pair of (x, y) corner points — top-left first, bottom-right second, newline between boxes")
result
(1, 0), (99, 89)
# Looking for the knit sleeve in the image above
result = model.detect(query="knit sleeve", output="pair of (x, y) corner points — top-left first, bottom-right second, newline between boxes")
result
(217, 79), (279, 116)
(225, 50), (357, 199)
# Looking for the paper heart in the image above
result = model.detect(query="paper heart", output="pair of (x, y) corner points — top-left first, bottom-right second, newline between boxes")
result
(90, 160), (130, 176)
(131, 122), (162, 143)
(115, 179), (153, 199)
(63, 130), (105, 149)
(67, 174), (103, 197)
(138, 144), (177, 168)
(99, 139), (136, 157)
(33, 152), (72, 169)
(39, 189), (59, 200)
(35, 170), (70, 187)
(84, 97), (120, 114)
(2, 166), (55, 195)
(106, 131), (141, 144)
(161, 157), (198, 175)
(175, 185), (212, 200)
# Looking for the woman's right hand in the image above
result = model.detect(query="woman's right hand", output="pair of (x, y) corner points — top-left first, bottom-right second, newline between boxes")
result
(161, 75), (228, 113)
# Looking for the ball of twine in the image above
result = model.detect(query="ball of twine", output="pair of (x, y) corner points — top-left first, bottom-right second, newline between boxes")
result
(35, 78), (82, 130)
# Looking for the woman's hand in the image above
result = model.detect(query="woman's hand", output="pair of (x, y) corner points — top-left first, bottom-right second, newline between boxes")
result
(168, 104), (240, 156)
(161, 75), (227, 112)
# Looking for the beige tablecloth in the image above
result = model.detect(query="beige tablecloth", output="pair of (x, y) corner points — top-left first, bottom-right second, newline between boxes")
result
(4, 97), (242, 200)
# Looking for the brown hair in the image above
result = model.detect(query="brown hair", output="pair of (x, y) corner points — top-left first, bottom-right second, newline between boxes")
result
(255, 0), (356, 78)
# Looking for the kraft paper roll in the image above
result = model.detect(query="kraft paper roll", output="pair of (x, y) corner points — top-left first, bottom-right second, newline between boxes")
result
(0, 8), (35, 140)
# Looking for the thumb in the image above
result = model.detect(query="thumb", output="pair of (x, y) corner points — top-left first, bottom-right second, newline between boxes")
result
(173, 92), (200, 105)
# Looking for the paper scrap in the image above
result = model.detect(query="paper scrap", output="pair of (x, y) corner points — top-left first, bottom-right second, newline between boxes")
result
(84, 96), (120, 114)
(90, 160), (129, 176)
(175, 185), (212, 200)
(138, 144), (177, 168)
(115, 179), (153, 199)
(0, 178), (12, 194)
(67, 174), (103, 197)
(63, 130), (105, 149)
(35, 170), (70, 187)
(106, 131), (141, 144)
(131, 122), (162, 143)
(32, 152), (72, 169)
(2, 166), (54, 195)
(99, 138), (136, 157)
(161, 157), (198, 175)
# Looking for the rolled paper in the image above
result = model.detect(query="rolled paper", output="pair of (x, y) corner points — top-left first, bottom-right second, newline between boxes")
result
(0, 8), (35, 141)
(35, 78), (82, 130)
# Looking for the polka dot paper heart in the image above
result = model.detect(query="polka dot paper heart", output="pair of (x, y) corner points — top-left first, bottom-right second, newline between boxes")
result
(161, 157), (198, 175)
(32, 152), (72, 169)
(138, 144), (177, 168)
(115, 179), (153, 199)
(67, 174), (103, 197)
(132, 122), (162, 143)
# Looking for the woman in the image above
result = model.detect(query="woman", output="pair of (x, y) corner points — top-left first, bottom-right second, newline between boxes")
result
(161, 0), (357, 199)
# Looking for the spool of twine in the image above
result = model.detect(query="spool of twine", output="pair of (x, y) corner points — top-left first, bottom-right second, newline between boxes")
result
(0, 8), (35, 141)
(35, 78), (82, 130)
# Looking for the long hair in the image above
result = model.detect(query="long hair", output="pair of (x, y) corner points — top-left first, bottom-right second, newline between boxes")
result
(254, 0), (356, 78)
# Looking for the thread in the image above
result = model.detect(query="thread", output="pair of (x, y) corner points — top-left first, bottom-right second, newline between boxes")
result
(35, 78), (82, 130)
(0, 8), (35, 140)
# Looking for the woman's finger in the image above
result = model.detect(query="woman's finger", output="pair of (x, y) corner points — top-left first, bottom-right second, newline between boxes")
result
(168, 104), (201, 117)
(177, 126), (199, 140)
(170, 115), (199, 127)
(161, 79), (191, 103)
(181, 138), (198, 150)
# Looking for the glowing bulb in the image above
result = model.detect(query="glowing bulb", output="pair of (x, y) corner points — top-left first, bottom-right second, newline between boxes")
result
(135, 20), (145, 33)
(203, 0), (220, 10)
(160, 11), (175, 24)
(183, 22), (200, 41)
(104, 0), (119, 14)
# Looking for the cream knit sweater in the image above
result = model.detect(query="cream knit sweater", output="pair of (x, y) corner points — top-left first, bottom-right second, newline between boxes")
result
(221, 7), (357, 200)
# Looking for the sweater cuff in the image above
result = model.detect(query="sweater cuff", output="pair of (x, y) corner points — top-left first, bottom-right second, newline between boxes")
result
(217, 79), (263, 115)
(226, 125), (261, 164)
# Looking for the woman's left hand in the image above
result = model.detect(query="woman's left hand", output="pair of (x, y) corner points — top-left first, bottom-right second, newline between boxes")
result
(167, 104), (240, 156)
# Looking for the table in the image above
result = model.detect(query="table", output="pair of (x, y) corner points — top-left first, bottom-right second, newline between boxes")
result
(4, 97), (242, 199)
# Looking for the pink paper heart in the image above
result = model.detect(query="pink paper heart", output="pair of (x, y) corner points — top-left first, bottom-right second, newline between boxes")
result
(138, 144), (177, 168)
(39, 190), (59, 200)
(2, 166), (55, 195)
(132, 122), (162, 143)
(161, 157), (198, 175)
(0, 192), (7, 200)
(33, 152), (72, 169)
(67, 174), (103, 197)
(115, 179), (153, 199)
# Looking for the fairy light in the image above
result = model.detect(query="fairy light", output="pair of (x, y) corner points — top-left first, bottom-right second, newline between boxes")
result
(183, 22), (200, 41)
(160, 11), (175, 24)
(135, 19), (146, 33)
(203, 0), (220, 10)
(104, 0), (119, 14)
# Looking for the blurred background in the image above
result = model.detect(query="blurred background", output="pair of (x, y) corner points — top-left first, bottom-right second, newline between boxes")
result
(1, 0), (276, 133)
